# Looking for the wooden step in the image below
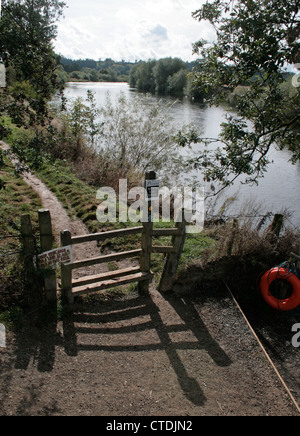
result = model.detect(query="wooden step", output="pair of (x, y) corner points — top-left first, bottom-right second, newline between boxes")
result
(72, 271), (153, 296)
(71, 249), (142, 270)
(72, 266), (141, 288)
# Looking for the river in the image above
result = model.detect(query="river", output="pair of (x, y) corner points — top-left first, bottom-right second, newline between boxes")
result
(62, 82), (300, 228)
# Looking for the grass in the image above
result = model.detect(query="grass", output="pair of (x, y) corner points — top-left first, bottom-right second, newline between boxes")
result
(35, 156), (216, 287)
(0, 159), (42, 236)
(0, 157), (43, 324)
(4, 143), (296, 319)
(1, 142), (216, 309)
(37, 159), (99, 226)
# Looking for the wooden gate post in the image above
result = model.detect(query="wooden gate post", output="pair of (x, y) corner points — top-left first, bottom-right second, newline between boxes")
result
(60, 230), (73, 305)
(38, 209), (57, 303)
(139, 171), (156, 295)
(20, 214), (36, 292)
(158, 208), (189, 293)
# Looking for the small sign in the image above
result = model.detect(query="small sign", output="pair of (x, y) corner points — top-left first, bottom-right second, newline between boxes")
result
(145, 180), (160, 201)
(0, 64), (6, 88)
(0, 324), (6, 348)
(38, 246), (73, 269)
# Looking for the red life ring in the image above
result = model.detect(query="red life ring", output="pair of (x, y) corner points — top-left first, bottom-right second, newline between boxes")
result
(260, 267), (300, 311)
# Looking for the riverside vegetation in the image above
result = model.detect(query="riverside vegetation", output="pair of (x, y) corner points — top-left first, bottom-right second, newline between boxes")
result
(1, 92), (298, 324)
(0, 0), (300, 326)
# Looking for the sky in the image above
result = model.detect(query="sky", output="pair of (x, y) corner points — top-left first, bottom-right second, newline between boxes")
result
(54, 0), (216, 62)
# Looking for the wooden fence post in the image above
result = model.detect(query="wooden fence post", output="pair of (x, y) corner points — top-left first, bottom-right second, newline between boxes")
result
(38, 209), (57, 303)
(227, 218), (239, 256)
(20, 214), (36, 291)
(60, 230), (73, 305)
(158, 208), (189, 293)
(139, 171), (156, 295)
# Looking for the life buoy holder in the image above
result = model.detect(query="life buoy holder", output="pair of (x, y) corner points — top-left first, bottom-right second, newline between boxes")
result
(260, 265), (300, 311)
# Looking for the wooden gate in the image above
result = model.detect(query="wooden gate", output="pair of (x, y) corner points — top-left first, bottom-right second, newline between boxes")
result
(59, 171), (188, 305)
(21, 172), (188, 305)
(60, 215), (187, 305)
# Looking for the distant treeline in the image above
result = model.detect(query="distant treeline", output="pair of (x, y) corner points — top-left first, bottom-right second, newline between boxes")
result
(56, 56), (204, 100)
(57, 57), (136, 83)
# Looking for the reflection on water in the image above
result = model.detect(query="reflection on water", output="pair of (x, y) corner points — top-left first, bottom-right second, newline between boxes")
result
(63, 82), (300, 227)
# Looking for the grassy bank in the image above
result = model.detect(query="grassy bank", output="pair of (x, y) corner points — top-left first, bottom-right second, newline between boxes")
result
(36, 157), (215, 283)
(1, 147), (299, 326)
(0, 156), (42, 324)
(1, 96), (299, 319)
(33, 156), (300, 303)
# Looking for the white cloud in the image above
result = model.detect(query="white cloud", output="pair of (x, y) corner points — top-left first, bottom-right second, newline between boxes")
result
(54, 0), (215, 61)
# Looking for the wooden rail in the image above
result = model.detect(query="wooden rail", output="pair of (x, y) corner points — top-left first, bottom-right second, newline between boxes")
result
(71, 226), (143, 245)
(61, 230), (147, 304)
(59, 172), (188, 304)
(71, 249), (143, 270)
(60, 218), (187, 304)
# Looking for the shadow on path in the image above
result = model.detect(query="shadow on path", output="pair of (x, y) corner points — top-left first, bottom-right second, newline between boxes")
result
(62, 290), (232, 406)
(12, 289), (232, 407)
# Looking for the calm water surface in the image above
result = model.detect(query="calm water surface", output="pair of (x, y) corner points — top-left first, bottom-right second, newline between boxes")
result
(63, 82), (300, 227)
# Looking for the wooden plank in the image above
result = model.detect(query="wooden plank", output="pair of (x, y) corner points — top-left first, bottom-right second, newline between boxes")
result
(20, 214), (35, 256)
(158, 209), (188, 293)
(39, 209), (56, 303)
(139, 171), (156, 295)
(72, 266), (141, 288)
(72, 272), (153, 296)
(152, 228), (183, 237)
(60, 230), (73, 304)
(151, 246), (177, 254)
(71, 249), (142, 270)
(20, 214), (37, 294)
(71, 226), (143, 245)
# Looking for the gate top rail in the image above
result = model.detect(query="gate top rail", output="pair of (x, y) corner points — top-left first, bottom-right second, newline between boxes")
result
(70, 226), (143, 245)
(70, 226), (182, 245)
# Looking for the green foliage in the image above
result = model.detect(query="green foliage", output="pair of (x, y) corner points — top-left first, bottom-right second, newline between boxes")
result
(0, 0), (66, 125)
(167, 69), (188, 96)
(99, 93), (187, 183)
(63, 91), (102, 144)
(59, 57), (136, 83)
(130, 58), (191, 97)
(129, 60), (157, 93)
(189, 0), (300, 189)
(153, 58), (187, 95)
(0, 158), (42, 311)
(7, 126), (45, 170)
(0, 0), (69, 180)
(55, 64), (69, 86)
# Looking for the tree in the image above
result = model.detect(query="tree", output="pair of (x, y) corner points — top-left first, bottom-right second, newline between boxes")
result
(130, 60), (157, 93)
(153, 58), (187, 95)
(129, 58), (189, 96)
(99, 93), (185, 183)
(0, 0), (66, 123)
(167, 69), (188, 96)
(186, 0), (300, 191)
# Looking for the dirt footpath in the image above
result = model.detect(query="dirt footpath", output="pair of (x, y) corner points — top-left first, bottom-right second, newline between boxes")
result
(0, 286), (299, 416)
(0, 159), (299, 415)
